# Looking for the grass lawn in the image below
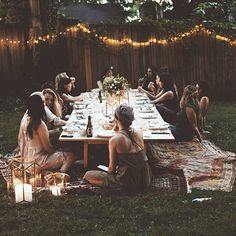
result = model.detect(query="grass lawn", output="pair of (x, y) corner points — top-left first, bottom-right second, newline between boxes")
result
(0, 102), (236, 235)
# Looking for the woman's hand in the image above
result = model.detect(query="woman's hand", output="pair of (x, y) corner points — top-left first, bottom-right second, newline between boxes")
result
(138, 86), (143, 92)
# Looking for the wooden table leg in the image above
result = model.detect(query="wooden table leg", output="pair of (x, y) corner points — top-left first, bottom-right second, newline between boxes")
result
(84, 141), (88, 168)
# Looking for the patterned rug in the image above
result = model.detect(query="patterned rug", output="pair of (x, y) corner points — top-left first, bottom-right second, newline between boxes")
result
(0, 155), (187, 194)
(147, 140), (236, 192)
(3, 139), (233, 194)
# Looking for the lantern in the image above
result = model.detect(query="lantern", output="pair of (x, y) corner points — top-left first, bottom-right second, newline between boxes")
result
(44, 172), (69, 196)
(7, 157), (41, 203)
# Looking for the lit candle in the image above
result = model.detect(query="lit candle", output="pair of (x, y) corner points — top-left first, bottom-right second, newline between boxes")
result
(15, 184), (32, 203)
(29, 174), (41, 187)
(51, 186), (61, 196)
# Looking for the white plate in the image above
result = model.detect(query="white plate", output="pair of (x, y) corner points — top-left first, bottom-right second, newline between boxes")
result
(74, 104), (87, 109)
(148, 126), (168, 131)
(130, 89), (138, 92)
(74, 110), (84, 114)
(136, 97), (149, 101)
(74, 101), (89, 105)
(139, 109), (154, 113)
(77, 120), (87, 126)
(136, 101), (148, 105)
(96, 130), (115, 138)
(139, 114), (157, 119)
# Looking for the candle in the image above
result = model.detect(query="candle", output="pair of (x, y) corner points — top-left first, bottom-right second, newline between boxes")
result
(51, 186), (61, 196)
(29, 174), (41, 187)
(15, 184), (32, 203)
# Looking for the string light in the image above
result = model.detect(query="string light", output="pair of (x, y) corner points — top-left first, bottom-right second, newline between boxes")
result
(0, 24), (236, 47)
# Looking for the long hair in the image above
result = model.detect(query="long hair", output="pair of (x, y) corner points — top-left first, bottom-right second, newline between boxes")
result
(57, 77), (72, 95)
(42, 88), (62, 118)
(180, 85), (199, 110)
(197, 80), (210, 99)
(26, 94), (46, 139)
(55, 72), (69, 91)
(159, 73), (175, 93)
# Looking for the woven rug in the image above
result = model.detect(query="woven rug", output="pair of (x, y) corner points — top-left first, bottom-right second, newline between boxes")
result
(147, 140), (236, 192)
(0, 157), (11, 183)
(0, 150), (188, 194)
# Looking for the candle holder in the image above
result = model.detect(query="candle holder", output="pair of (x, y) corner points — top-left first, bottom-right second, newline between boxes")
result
(44, 172), (70, 196)
(7, 157), (41, 204)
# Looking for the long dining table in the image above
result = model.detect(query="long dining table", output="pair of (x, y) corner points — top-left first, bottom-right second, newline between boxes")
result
(59, 89), (174, 168)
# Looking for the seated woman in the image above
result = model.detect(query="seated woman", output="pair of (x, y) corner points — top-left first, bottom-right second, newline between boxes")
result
(42, 89), (66, 145)
(138, 66), (157, 93)
(139, 73), (180, 125)
(57, 76), (83, 116)
(18, 94), (76, 172)
(55, 72), (69, 91)
(84, 104), (152, 190)
(41, 81), (63, 108)
(97, 66), (114, 91)
(170, 85), (202, 142)
(42, 88), (66, 128)
(196, 81), (210, 131)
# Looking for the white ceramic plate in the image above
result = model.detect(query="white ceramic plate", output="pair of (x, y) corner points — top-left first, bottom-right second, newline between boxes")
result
(139, 114), (157, 119)
(148, 126), (168, 131)
(136, 97), (149, 101)
(96, 130), (115, 138)
(139, 109), (154, 113)
(74, 104), (87, 109)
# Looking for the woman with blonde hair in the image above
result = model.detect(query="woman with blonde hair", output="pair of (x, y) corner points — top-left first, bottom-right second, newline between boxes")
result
(170, 85), (202, 142)
(84, 104), (151, 190)
(43, 88), (62, 118)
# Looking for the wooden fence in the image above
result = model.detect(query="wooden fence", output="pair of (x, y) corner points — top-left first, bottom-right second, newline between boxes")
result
(0, 24), (235, 99)
(0, 25), (26, 96)
(66, 25), (236, 99)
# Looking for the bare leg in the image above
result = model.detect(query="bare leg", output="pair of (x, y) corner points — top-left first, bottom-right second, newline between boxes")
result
(59, 153), (76, 173)
(83, 170), (106, 187)
(41, 152), (76, 173)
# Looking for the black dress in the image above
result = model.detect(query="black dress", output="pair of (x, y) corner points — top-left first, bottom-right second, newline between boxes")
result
(156, 88), (180, 125)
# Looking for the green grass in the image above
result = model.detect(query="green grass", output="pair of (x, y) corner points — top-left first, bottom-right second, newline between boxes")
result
(0, 102), (236, 235)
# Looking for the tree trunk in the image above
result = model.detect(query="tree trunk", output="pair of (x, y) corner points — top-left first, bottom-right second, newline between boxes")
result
(28, 0), (42, 39)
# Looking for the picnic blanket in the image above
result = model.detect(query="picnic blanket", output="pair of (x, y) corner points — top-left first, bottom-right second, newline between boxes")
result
(147, 140), (236, 192)
(0, 155), (187, 194)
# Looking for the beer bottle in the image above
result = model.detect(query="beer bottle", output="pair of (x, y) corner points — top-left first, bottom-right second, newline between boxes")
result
(98, 90), (102, 103)
(86, 115), (93, 137)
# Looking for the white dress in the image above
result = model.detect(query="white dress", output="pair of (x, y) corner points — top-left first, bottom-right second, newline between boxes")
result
(18, 114), (52, 165)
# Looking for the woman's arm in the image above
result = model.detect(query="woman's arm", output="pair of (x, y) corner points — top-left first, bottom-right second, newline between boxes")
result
(61, 93), (83, 102)
(199, 97), (209, 131)
(186, 107), (202, 142)
(108, 137), (118, 173)
(150, 91), (174, 104)
(200, 96), (209, 118)
(138, 86), (163, 100)
(97, 80), (103, 90)
(37, 122), (54, 153)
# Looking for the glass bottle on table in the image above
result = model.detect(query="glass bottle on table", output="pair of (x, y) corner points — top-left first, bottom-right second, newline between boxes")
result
(98, 90), (102, 103)
(86, 115), (93, 137)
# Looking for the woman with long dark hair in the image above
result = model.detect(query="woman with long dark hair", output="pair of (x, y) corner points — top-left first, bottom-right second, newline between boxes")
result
(97, 66), (114, 90)
(84, 104), (151, 190)
(57, 77), (83, 115)
(18, 94), (76, 172)
(138, 66), (157, 92)
(139, 73), (180, 124)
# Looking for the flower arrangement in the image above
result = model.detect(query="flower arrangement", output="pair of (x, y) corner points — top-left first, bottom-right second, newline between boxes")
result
(103, 75), (128, 93)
